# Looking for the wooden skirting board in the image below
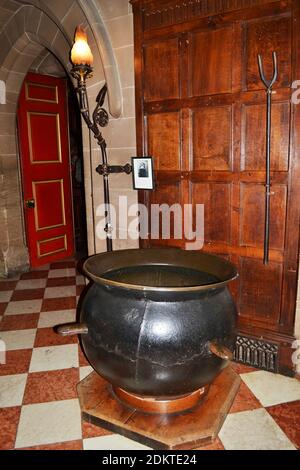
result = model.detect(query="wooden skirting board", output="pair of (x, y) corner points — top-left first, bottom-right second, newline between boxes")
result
(77, 367), (241, 450)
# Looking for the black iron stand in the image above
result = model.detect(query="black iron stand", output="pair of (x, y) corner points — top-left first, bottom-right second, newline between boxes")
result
(71, 66), (132, 252)
(258, 52), (278, 265)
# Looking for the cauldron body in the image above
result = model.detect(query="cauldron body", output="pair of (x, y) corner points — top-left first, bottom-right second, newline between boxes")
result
(78, 248), (238, 398)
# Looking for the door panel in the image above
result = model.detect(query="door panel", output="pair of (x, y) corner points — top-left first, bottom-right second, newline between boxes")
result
(18, 72), (74, 267)
(28, 112), (62, 163)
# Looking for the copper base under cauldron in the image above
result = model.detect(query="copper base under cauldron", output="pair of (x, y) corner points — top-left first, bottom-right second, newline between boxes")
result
(113, 385), (209, 414)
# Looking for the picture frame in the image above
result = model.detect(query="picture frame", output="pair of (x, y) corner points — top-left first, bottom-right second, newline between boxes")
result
(131, 156), (154, 190)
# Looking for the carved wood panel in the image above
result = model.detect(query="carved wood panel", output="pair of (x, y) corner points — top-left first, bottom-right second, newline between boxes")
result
(132, 0), (299, 374)
(244, 15), (292, 90)
(147, 111), (181, 170)
(148, 180), (183, 245)
(240, 183), (287, 251)
(188, 26), (233, 96)
(241, 101), (290, 171)
(191, 182), (231, 245)
(192, 105), (232, 171)
(143, 37), (180, 101)
(238, 257), (282, 325)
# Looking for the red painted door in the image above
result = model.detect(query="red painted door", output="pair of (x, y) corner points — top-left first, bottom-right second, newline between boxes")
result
(18, 72), (74, 267)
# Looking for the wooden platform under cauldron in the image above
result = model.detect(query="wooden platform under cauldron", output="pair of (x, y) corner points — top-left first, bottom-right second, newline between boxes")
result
(77, 366), (240, 450)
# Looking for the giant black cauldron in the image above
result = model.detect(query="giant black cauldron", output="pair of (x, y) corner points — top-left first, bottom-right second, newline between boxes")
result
(58, 248), (238, 413)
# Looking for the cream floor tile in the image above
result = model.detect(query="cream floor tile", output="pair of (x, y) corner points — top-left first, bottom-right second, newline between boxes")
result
(5, 299), (43, 315)
(83, 434), (151, 450)
(79, 366), (93, 381)
(29, 344), (79, 372)
(0, 373), (27, 407)
(44, 286), (76, 299)
(16, 279), (47, 290)
(15, 399), (82, 448)
(0, 329), (36, 351)
(76, 275), (86, 285)
(219, 408), (296, 450)
(0, 291), (12, 302)
(241, 370), (300, 407)
(38, 309), (76, 328)
(48, 268), (76, 278)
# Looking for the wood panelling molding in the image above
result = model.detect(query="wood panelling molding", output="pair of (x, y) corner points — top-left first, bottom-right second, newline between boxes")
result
(132, 0), (278, 31)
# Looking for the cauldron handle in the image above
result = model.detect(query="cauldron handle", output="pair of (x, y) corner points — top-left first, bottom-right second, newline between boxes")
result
(209, 340), (233, 361)
(56, 323), (88, 336)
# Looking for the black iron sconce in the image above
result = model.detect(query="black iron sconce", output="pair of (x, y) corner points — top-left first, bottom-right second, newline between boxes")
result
(70, 26), (132, 252)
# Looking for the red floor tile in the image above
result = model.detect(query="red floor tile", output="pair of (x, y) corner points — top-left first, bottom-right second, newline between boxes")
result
(77, 285), (86, 296)
(82, 420), (112, 439)
(0, 349), (32, 376)
(23, 368), (80, 404)
(46, 277), (76, 287)
(230, 361), (257, 374)
(0, 280), (17, 291)
(11, 288), (45, 301)
(267, 400), (300, 450)
(0, 303), (8, 315)
(41, 297), (77, 311)
(50, 260), (76, 269)
(229, 381), (261, 414)
(34, 327), (78, 347)
(78, 346), (89, 367)
(0, 313), (39, 331)
(18, 440), (83, 450)
(20, 271), (48, 280)
(0, 407), (21, 450)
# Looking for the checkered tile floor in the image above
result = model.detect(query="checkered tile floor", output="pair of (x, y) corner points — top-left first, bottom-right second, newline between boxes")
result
(0, 259), (300, 450)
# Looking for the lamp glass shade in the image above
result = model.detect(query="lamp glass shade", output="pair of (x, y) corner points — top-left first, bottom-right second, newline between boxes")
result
(71, 26), (93, 66)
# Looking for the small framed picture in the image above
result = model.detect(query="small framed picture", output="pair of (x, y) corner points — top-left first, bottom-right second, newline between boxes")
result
(131, 156), (154, 190)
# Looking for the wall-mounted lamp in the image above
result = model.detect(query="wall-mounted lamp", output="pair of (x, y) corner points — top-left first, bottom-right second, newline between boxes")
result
(70, 26), (132, 252)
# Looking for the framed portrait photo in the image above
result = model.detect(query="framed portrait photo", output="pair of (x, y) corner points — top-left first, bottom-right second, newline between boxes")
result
(131, 156), (154, 190)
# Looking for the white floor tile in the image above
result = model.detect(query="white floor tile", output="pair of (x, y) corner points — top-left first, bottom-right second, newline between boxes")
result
(0, 374), (27, 407)
(79, 366), (93, 381)
(76, 275), (86, 286)
(0, 291), (13, 302)
(15, 399), (82, 448)
(38, 309), (76, 328)
(5, 299), (42, 315)
(219, 408), (296, 450)
(241, 370), (300, 407)
(48, 268), (76, 278)
(83, 434), (151, 450)
(0, 329), (36, 351)
(29, 344), (79, 372)
(44, 286), (76, 299)
(16, 279), (47, 290)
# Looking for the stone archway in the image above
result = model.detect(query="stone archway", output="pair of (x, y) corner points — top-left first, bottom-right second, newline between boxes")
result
(0, 1), (123, 276)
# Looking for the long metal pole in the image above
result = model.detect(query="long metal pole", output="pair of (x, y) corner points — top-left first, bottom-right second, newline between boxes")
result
(264, 89), (272, 265)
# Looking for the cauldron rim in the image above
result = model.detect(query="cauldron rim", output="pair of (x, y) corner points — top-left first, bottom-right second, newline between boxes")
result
(83, 248), (238, 293)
